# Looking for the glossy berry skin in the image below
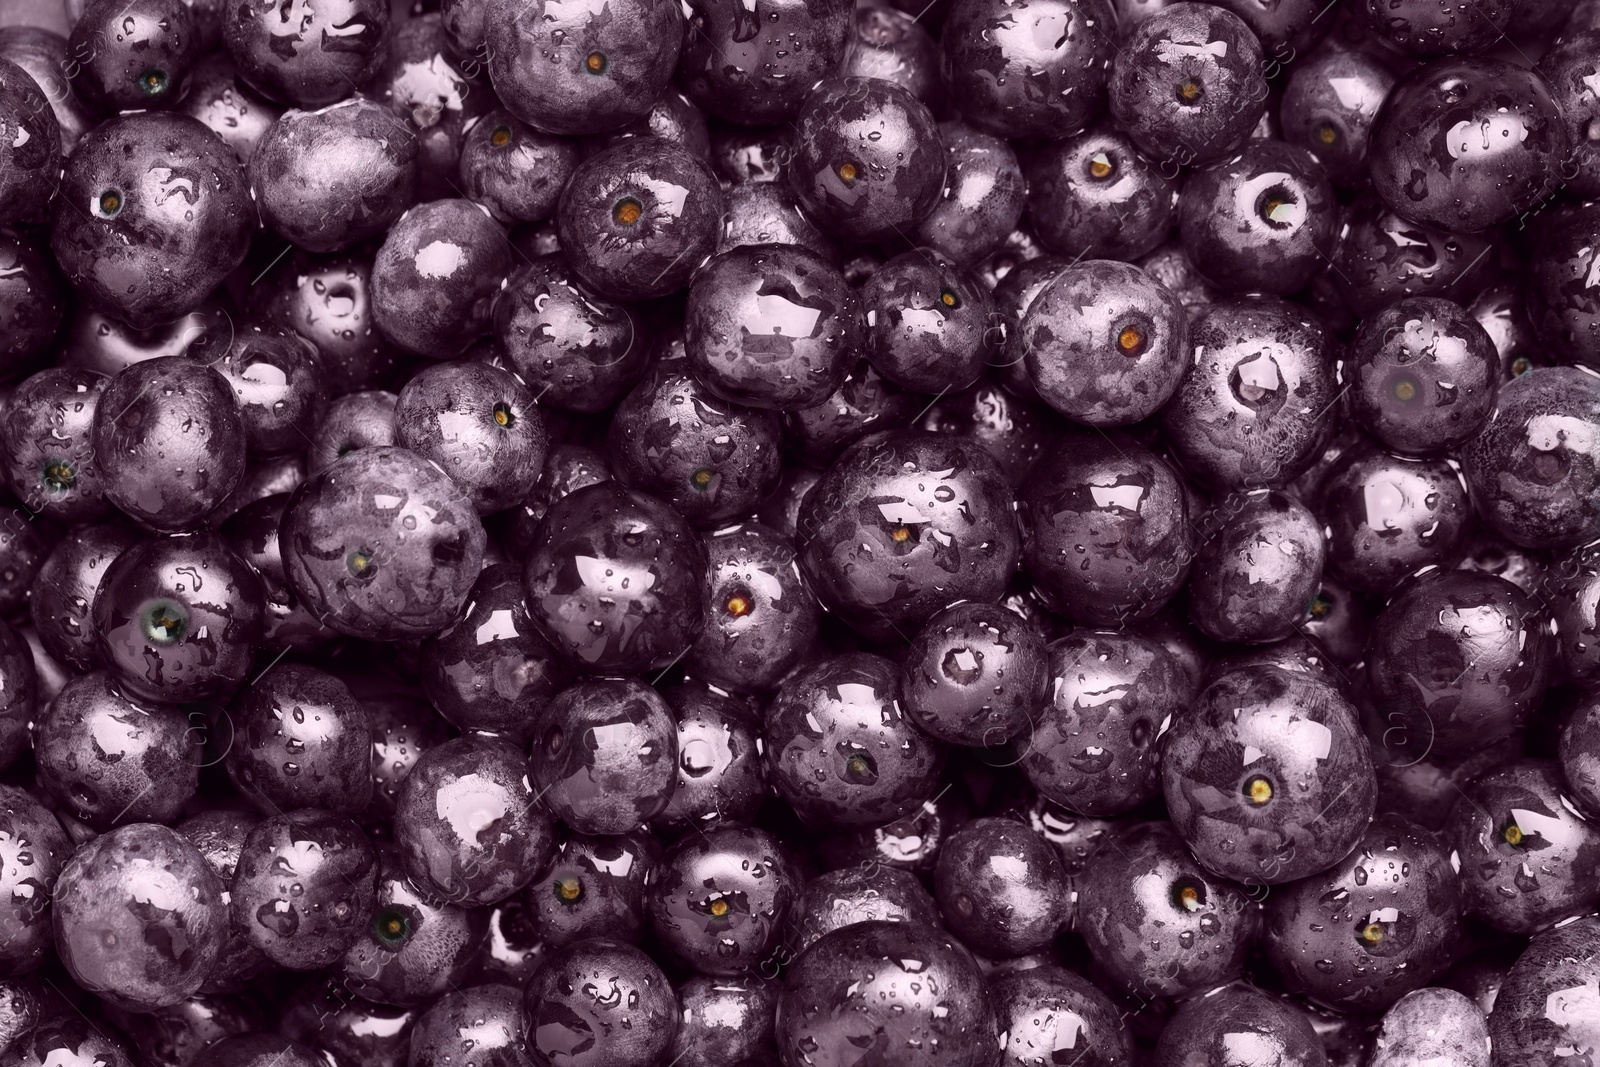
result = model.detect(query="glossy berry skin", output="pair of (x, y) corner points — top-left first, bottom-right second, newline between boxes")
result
(657, 683), (767, 833)
(281, 992), (412, 1067)
(1002, 790), (1118, 879)
(649, 823), (801, 976)
(687, 524), (819, 694)
(364, 690), (450, 821)
(528, 830), (657, 949)
(457, 110), (580, 226)
(0, 1018), (136, 1067)
(794, 865), (939, 953)
(1561, 694), (1600, 817)
(1365, 570), (1551, 761)
(598, 90), (711, 159)
(2, 368), (110, 524)
(0, 785), (71, 974)
(677, 0), (852, 126)
(1023, 121), (1177, 263)
(1154, 983), (1326, 1067)
(685, 243), (859, 410)
(1263, 814), (1463, 1012)
(33, 671), (199, 827)
(178, 809), (256, 885)
(282, 446), (486, 640)
(528, 680), (674, 836)
(0, 524), (45, 626)
(720, 182), (841, 263)
(1179, 140), (1337, 296)
(0, 231), (65, 373)
(410, 984), (534, 1067)
(914, 122), (1026, 265)
(485, 0), (681, 135)
(395, 735), (557, 908)
(1316, 443), (1472, 596)
(815, 780), (969, 875)
(122, 995), (259, 1067)
(222, 0), (387, 107)
(0, 27), (89, 154)
(418, 564), (572, 746)
(371, 200), (511, 359)
(1189, 491), (1326, 644)
(1211, 0), (1331, 61)
(340, 848), (486, 1007)
(249, 98), (418, 254)
(1445, 760), (1600, 935)
(1487, 915), (1600, 1067)
(1370, 989), (1489, 1067)
(842, 5), (942, 108)
(522, 480), (706, 673)
(92, 532), (264, 706)
(556, 139), (724, 301)
(1356, 0), (1515, 56)
(523, 940), (677, 1067)
(219, 494), (329, 654)
(1163, 666), (1377, 886)
(940, 0), (1115, 140)
(669, 975), (778, 1067)
(990, 254), (1070, 389)
(859, 251), (992, 394)
(1108, 4), (1267, 168)
(1280, 48), (1396, 189)
(231, 808), (378, 970)
(1528, 200), (1600, 369)
(1019, 430), (1192, 626)
(51, 113), (250, 331)
(366, 16), (488, 201)
(226, 663), (373, 816)
(70, 0), (199, 110)
(765, 652), (945, 829)
(1162, 300), (1338, 490)
(91, 357), (246, 531)
(255, 251), (403, 396)
(709, 125), (789, 184)
(1207, 634), (1344, 696)
(1538, 31), (1600, 201)
(760, 466), (824, 539)
(1523, 543), (1600, 684)
(395, 360), (547, 516)
(1021, 259), (1188, 427)
(788, 78), (946, 242)
(494, 255), (648, 414)
(1473, 280), (1543, 382)
(0, 59), (60, 227)
(1024, 630), (1187, 815)
(52, 823), (225, 1012)
(933, 817), (1070, 958)
(608, 360), (782, 528)
(210, 325), (325, 457)
(902, 601), (1046, 748)
(1369, 58), (1567, 234)
(178, 52), (281, 166)
(917, 381), (1050, 486)
(1334, 199), (1497, 320)
(1462, 367), (1600, 550)
(1346, 297), (1500, 455)
(177, 810), (270, 994)
(536, 444), (615, 508)
(797, 431), (1018, 642)
(468, 896), (542, 985)
(991, 966), (1132, 1067)
(778, 921), (996, 1067)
